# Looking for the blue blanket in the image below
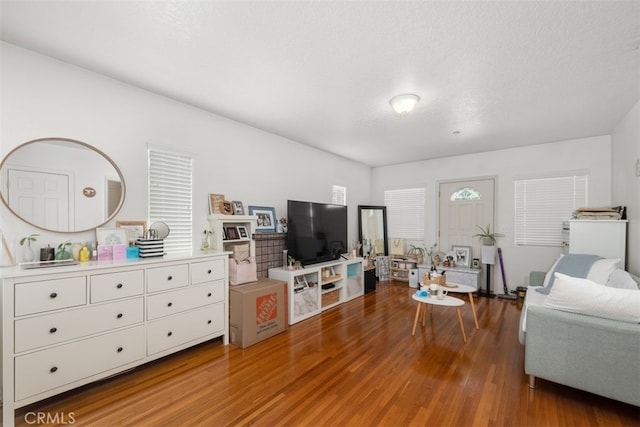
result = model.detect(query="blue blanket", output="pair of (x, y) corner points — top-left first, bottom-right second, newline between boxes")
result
(536, 254), (602, 294)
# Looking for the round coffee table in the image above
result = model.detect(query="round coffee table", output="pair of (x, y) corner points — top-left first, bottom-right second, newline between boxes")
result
(443, 282), (479, 329)
(411, 293), (467, 343)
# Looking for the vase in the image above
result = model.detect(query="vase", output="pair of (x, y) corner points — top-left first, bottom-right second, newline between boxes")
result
(71, 242), (83, 260)
(201, 235), (211, 250)
(22, 245), (35, 263)
(55, 249), (72, 260)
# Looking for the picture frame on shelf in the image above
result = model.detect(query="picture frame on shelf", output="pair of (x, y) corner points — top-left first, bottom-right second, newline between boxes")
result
(220, 200), (234, 215)
(232, 201), (245, 215)
(115, 220), (147, 243)
(225, 226), (239, 240)
(209, 193), (225, 214)
(451, 245), (472, 267)
(237, 226), (249, 239)
(248, 205), (277, 232)
(96, 228), (127, 246)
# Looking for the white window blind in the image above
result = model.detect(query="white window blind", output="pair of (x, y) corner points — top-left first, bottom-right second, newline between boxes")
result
(515, 174), (587, 246)
(148, 148), (193, 253)
(384, 187), (425, 240)
(332, 185), (347, 205)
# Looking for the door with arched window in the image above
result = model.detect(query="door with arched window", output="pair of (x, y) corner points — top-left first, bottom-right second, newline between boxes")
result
(438, 178), (495, 265)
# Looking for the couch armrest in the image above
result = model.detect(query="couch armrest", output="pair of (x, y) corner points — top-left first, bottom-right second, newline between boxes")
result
(525, 305), (640, 406)
(529, 270), (545, 286)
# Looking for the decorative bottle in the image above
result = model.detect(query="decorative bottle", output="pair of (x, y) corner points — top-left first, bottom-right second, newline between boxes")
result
(79, 244), (90, 262)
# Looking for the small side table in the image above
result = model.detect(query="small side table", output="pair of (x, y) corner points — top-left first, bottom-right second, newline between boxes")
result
(443, 282), (479, 329)
(411, 293), (467, 343)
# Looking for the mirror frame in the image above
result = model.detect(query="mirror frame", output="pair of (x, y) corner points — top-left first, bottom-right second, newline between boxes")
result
(358, 205), (388, 257)
(0, 137), (126, 233)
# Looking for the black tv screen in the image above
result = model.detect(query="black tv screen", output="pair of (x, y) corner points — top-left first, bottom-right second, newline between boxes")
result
(287, 200), (347, 266)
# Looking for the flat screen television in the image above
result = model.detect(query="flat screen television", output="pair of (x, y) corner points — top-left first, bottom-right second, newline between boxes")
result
(287, 200), (348, 266)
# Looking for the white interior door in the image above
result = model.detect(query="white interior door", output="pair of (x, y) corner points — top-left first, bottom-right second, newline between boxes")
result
(7, 168), (71, 231)
(438, 179), (495, 265)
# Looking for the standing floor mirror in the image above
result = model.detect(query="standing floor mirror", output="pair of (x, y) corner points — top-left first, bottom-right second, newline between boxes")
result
(358, 205), (388, 257)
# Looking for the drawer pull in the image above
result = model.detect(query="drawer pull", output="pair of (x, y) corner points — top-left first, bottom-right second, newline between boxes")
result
(167, 275), (173, 281)
(167, 302), (173, 307)
(49, 327), (57, 334)
(167, 331), (173, 337)
(117, 313), (123, 319)
(50, 366), (58, 373)
(207, 292), (212, 297)
(207, 320), (212, 324)
(207, 269), (212, 274)
(116, 283), (123, 289)
(117, 347), (123, 353)
(50, 292), (58, 299)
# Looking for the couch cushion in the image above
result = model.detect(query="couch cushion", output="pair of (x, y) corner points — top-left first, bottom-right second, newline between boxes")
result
(606, 269), (640, 290)
(544, 272), (640, 323)
(536, 254), (620, 295)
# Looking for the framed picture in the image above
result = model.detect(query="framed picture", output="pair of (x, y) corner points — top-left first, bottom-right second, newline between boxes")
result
(225, 226), (239, 240)
(451, 245), (472, 267)
(116, 220), (147, 243)
(220, 200), (233, 215)
(248, 206), (276, 232)
(237, 225), (249, 239)
(209, 193), (225, 214)
(96, 228), (127, 246)
(232, 201), (244, 215)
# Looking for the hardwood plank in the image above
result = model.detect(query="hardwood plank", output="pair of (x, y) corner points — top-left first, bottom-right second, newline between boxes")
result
(8, 281), (639, 426)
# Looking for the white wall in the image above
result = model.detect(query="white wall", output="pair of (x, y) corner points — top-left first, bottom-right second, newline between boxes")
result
(0, 43), (371, 257)
(612, 100), (640, 276)
(372, 136), (613, 290)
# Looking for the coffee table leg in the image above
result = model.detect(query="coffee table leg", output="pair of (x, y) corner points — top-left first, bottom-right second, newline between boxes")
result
(468, 292), (479, 329)
(456, 307), (467, 343)
(412, 303), (422, 336)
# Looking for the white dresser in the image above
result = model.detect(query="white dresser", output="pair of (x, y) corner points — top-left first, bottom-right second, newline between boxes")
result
(1, 252), (229, 427)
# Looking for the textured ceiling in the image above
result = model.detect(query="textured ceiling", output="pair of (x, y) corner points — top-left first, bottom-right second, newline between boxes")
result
(1, 1), (639, 167)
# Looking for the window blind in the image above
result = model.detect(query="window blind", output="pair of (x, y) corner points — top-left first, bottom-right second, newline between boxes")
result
(384, 187), (425, 240)
(332, 185), (347, 205)
(148, 148), (193, 253)
(514, 174), (587, 246)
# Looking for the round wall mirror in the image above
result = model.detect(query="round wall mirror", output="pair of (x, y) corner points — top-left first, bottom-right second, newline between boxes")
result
(0, 137), (126, 233)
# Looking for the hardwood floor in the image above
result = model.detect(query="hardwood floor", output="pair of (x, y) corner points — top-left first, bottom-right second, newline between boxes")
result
(9, 281), (639, 426)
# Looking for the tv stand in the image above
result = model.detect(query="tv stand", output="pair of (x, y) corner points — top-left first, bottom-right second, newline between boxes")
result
(269, 258), (364, 324)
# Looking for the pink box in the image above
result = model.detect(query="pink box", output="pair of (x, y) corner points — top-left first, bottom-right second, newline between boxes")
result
(97, 245), (113, 261)
(113, 244), (127, 261)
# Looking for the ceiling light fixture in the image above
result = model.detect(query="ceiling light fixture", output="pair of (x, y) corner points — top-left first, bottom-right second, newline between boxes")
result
(389, 93), (420, 115)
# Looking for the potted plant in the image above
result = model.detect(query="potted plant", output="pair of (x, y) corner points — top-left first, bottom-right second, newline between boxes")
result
(19, 233), (39, 262)
(407, 244), (426, 264)
(473, 224), (504, 246)
(474, 224), (504, 264)
(55, 240), (73, 260)
(287, 255), (295, 271)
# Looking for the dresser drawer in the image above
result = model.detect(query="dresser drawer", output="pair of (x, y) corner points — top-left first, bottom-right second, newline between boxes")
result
(147, 264), (189, 293)
(147, 281), (225, 320)
(90, 270), (144, 303)
(192, 258), (225, 284)
(15, 325), (145, 401)
(15, 297), (144, 353)
(147, 303), (225, 355)
(15, 277), (87, 316)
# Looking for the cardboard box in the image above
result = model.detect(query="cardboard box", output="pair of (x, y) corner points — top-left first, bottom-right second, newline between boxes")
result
(229, 278), (288, 348)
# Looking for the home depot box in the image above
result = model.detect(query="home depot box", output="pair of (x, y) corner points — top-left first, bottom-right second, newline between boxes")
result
(229, 278), (288, 348)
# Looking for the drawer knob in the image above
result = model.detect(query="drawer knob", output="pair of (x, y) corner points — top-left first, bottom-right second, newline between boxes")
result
(117, 313), (123, 319)
(167, 302), (173, 307)
(167, 331), (173, 337)
(207, 320), (212, 324)
(207, 292), (212, 297)
(116, 283), (123, 289)
(117, 347), (123, 353)
(50, 366), (58, 373)
(50, 292), (58, 299)
(167, 275), (173, 281)
(207, 269), (212, 274)
(49, 327), (57, 334)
